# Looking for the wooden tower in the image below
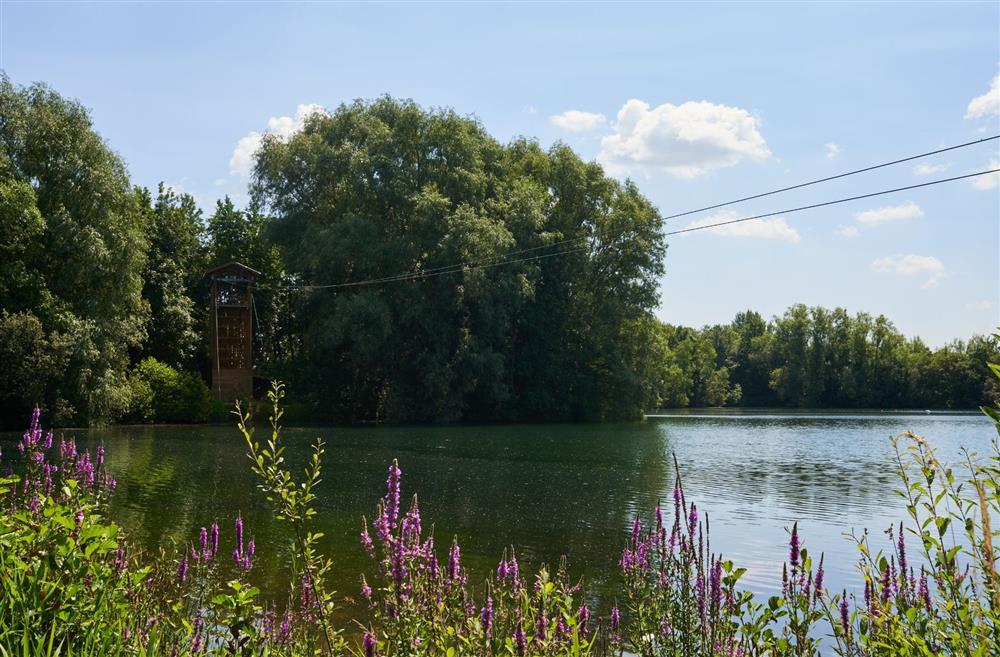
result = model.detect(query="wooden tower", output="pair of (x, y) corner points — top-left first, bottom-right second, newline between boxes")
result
(207, 262), (260, 401)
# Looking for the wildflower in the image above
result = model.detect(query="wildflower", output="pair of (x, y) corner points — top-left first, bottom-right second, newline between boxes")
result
(177, 555), (189, 584)
(710, 557), (723, 611)
(114, 545), (127, 572)
(360, 518), (375, 557)
(447, 538), (462, 583)
(363, 632), (376, 657)
(814, 554), (825, 602)
(534, 607), (548, 643)
(96, 444), (105, 467)
(789, 522), (800, 573)
(199, 526), (208, 558)
(839, 592), (850, 635)
(361, 575), (373, 601)
(514, 624), (527, 656)
(577, 604), (590, 636)
(210, 522), (219, 559)
(481, 595), (493, 636)
(688, 503), (698, 536)
(918, 569), (931, 610)
(897, 525), (907, 587)
(384, 461), (402, 529)
(611, 605), (621, 641)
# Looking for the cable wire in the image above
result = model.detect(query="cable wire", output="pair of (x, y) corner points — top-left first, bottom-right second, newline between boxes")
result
(664, 168), (999, 237)
(662, 134), (999, 221)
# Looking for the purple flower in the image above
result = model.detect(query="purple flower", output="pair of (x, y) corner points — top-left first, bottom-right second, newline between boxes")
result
(235, 515), (244, 551)
(897, 524), (907, 584)
(710, 557), (723, 610)
(814, 554), (825, 602)
(363, 632), (376, 657)
(384, 461), (402, 529)
(360, 519), (375, 557)
(481, 595), (493, 636)
(610, 605), (621, 639)
(839, 593), (850, 634)
(199, 527), (208, 558)
(789, 523), (800, 573)
(96, 445), (105, 467)
(918, 569), (931, 610)
(177, 555), (189, 584)
(534, 608), (548, 643)
(688, 503), (698, 537)
(577, 604), (590, 634)
(361, 576), (373, 601)
(210, 523), (219, 559)
(447, 539), (462, 582)
(514, 624), (527, 656)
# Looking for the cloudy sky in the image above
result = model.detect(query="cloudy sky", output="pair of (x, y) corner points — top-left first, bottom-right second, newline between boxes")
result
(3, 2), (998, 345)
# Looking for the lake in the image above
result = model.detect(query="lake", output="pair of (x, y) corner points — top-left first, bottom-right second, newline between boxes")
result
(1, 410), (994, 619)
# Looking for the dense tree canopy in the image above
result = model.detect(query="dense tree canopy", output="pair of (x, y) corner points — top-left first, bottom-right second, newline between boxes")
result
(252, 97), (667, 422)
(651, 305), (999, 410)
(0, 76), (148, 424)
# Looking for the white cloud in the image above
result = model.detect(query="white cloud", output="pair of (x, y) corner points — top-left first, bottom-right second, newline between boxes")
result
(549, 110), (606, 132)
(853, 201), (923, 225)
(229, 103), (327, 177)
(971, 159), (1000, 190)
(966, 74), (1000, 119)
(681, 210), (799, 242)
(913, 163), (949, 176)
(968, 299), (995, 311)
(598, 99), (770, 177)
(835, 225), (859, 238)
(824, 142), (840, 159)
(871, 254), (945, 289)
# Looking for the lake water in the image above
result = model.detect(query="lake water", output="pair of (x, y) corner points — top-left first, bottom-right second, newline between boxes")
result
(1, 411), (994, 619)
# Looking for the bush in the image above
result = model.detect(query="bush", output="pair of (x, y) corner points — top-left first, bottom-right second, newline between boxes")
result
(125, 357), (212, 423)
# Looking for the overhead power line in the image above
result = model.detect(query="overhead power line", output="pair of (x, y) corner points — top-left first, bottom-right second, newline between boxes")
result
(663, 168), (999, 237)
(281, 167), (998, 290)
(661, 134), (999, 221)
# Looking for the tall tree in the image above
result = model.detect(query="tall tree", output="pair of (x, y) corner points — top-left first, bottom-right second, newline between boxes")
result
(252, 97), (666, 422)
(136, 184), (205, 369)
(0, 76), (148, 425)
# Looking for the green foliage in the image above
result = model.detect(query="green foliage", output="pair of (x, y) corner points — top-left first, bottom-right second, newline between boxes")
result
(654, 304), (999, 410)
(0, 75), (149, 426)
(136, 184), (207, 370)
(238, 382), (343, 653)
(125, 357), (212, 423)
(251, 97), (666, 422)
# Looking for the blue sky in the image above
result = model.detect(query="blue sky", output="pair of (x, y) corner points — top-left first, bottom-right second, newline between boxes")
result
(3, 1), (998, 345)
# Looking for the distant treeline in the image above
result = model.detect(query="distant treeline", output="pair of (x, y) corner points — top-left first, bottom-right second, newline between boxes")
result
(648, 307), (998, 410)
(0, 76), (994, 427)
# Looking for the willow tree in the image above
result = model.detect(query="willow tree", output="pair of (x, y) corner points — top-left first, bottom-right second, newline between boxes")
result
(252, 97), (666, 422)
(0, 76), (148, 425)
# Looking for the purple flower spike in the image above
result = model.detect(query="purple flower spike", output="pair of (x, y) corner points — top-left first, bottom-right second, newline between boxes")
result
(363, 632), (376, 657)
(610, 605), (621, 639)
(789, 523), (800, 572)
(481, 595), (493, 636)
(839, 592), (850, 634)
(177, 555), (189, 584)
(447, 539), (462, 582)
(210, 523), (219, 559)
(814, 554), (825, 601)
(384, 461), (402, 529)
(514, 624), (527, 656)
